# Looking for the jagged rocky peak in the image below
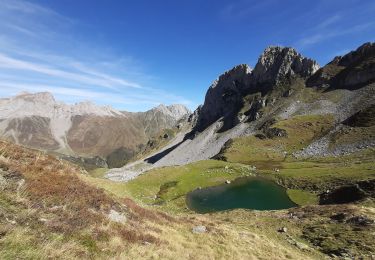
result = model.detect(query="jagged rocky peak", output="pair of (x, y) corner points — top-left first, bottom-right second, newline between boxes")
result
(194, 46), (319, 132)
(252, 46), (320, 88)
(195, 64), (252, 131)
(211, 64), (252, 89)
(165, 104), (191, 119)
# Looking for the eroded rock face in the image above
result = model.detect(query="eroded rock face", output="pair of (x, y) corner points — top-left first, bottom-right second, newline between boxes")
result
(251, 46), (320, 93)
(195, 46), (319, 132)
(188, 105), (201, 126)
(307, 42), (375, 89)
(195, 64), (252, 131)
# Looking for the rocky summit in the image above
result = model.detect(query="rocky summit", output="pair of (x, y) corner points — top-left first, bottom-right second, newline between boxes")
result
(195, 46), (320, 132)
(251, 46), (320, 90)
(196, 64), (252, 131)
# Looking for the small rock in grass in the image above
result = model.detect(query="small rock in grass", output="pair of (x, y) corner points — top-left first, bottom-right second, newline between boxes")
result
(278, 227), (287, 233)
(330, 212), (348, 222)
(346, 215), (374, 226)
(295, 241), (309, 250)
(108, 209), (127, 224)
(192, 225), (207, 233)
(5, 218), (16, 225)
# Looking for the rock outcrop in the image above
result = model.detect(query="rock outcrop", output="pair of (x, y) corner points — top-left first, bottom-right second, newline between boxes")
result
(251, 46), (319, 93)
(195, 46), (319, 132)
(307, 42), (375, 89)
(195, 64), (252, 131)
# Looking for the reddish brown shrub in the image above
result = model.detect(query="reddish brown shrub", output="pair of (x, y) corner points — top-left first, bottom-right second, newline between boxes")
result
(117, 226), (160, 245)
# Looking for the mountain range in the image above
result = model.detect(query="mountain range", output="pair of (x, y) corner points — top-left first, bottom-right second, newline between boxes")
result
(0, 92), (190, 167)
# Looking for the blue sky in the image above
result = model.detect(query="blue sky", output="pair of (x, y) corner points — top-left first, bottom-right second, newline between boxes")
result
(0, 0), (374, 111)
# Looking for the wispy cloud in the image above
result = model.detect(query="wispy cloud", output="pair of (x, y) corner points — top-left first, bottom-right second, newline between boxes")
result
(0, 53), (142, 90)
(296, 21), (375, 49)
(315, 14), (342, 29)
(294, 1), (375, 50)
(0, 0), (193, 111)
(0, 0), (73, 24)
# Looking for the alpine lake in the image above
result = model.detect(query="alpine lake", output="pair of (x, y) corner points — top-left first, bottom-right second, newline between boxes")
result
(186, 176), (296, 213)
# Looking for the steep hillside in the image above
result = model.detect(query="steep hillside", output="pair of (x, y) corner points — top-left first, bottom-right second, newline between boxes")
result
(0, 92), (190, 168)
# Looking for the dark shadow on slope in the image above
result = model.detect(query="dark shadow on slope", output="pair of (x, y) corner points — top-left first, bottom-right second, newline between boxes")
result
(144, 140), (185, 164)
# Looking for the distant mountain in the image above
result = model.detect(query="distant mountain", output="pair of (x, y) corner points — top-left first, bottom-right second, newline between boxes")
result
(0, 92), (190, 167)
(133, 104), (190, 137)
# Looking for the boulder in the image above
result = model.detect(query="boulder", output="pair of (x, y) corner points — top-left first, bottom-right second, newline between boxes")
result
(264, 127), (288, 138)
(278, 227), (288, 233)
(192, 225), (207, 234)
(346, 215), (374, 226)
(108, 209), (127, 224)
